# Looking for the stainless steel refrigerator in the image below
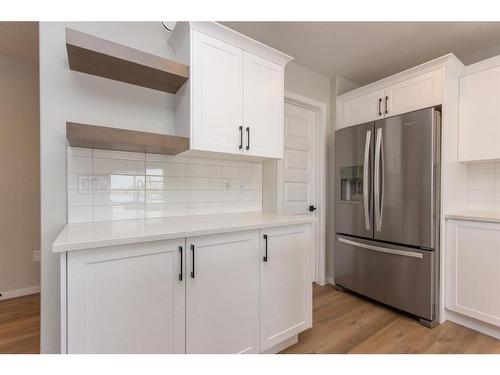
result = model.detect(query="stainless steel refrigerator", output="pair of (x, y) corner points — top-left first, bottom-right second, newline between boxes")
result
(334, 107), (440, 327)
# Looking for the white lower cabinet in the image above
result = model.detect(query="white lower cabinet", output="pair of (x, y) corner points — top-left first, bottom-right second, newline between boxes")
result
(185, 230), (260, 354)
(446, 219), (500, 327)
(64, 224), (312, 354)
(259, 225), (312, 351)
(66, 239), (185, 354)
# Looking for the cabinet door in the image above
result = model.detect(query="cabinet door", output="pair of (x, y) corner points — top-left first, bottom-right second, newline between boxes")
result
(260, 224), (312, 351)
(385, 69), (442, 117)
(191, 31), (244, 155)
(67, 240), (185, 353)
(243, 51), (284, 158)
(446, 220), (500, 327)
(459, 66), (500, 162)
(186, 230), (259, 353)
(339, 88), (385, 128)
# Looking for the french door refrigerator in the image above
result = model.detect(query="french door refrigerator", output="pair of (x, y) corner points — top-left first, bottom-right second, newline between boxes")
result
(334, 107), (440, 327)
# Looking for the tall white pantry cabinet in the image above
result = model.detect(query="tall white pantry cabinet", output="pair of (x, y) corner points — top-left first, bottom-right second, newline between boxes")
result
(60, 223), (312, 354)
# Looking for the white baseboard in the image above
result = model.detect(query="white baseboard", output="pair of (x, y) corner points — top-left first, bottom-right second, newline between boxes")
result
(0, 285), (40, 300)
(445, 309), (500, 340)
(260, 335), (298, 354)
(326, 277), (335, 285)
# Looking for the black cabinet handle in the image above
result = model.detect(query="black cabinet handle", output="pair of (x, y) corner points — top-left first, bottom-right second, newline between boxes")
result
(190, 244), (195, 278)
(385, 96), (389, 114)
(263, 234), (268, 262)
(178, 245), (183, 281)
(378, 98), (382, 116)
(239, 126), (243, 150)
(246, 127), (250, 150)
(309, 205), (316, 212)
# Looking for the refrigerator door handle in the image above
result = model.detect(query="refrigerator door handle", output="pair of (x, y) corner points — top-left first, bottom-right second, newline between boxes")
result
(363, 130), (371, 231)
(338, 237), (423, 259)
(374, 127), (383, 232)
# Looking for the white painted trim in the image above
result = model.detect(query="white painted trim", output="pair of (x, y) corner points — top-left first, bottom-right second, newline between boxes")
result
(338, 53), (464, 102)
(0, 285), (40, 300)
(281, 91), (327, 286)
(60, 252), (68, 354)
(462, 54), (500, 76)
(325, 277), (335, 286)
(445, 310), (500, 340)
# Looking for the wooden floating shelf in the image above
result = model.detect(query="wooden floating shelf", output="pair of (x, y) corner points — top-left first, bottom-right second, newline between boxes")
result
(65, 28), (189, 94)
(67, 122), (190, 155)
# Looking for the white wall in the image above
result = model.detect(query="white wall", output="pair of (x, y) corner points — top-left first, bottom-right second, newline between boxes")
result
(40, 22), (179, 353)
(0, 56), (40, 298)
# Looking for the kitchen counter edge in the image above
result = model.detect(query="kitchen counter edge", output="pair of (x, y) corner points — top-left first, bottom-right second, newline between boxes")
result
(52, 212), (317, 253)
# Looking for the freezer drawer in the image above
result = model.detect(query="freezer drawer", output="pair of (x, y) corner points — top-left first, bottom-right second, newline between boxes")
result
(334, 235), (434, 320)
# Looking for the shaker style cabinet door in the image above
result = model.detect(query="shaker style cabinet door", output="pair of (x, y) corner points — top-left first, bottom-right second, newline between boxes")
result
(191, 31), (244, 155)
(186, 230), (260, 353)
(339, 88), (385, 129)
(446, 220), (500, 327)
(66, 239), (186, 354)
(459, 66), (500, 162)
(243, 51), (284, 158)
(385, 69), (442, 117)
(259, 224), (312, 351)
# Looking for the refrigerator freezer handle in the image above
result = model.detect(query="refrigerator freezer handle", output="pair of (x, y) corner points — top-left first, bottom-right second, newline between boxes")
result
(363, 130), (371, 231)
(374, 127), (383, 232)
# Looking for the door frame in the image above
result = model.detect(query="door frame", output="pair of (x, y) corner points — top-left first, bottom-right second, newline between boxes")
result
(278, 91), (327, 285)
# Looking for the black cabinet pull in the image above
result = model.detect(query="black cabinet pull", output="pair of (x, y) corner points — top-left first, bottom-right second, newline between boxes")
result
(385, 96), (389, 114)
(190, 244), (195, 278)
(263, 234), (268, 262)
(378, 98), (382, 116)
(239, 126), (243, 150)
(246, 127), (250, 150)
(178, 245), (183, 281)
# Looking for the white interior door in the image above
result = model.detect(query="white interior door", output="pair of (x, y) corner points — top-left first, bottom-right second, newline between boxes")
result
(281, 102), (317, 215)
(280, 101), (318, 282)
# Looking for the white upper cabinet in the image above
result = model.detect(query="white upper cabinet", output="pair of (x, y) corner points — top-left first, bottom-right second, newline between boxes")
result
(386, 69), (442, 117)
(336, 64), (446, 130)
(172, 22), (292, 159)
(340, 88), (385, 127)
(459, 65), (500, 162)
(191, 31), (244, 154)
(243, 51), (284, 158)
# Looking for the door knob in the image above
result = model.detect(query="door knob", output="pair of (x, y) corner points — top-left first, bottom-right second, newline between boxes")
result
(309, 205), (317, 212)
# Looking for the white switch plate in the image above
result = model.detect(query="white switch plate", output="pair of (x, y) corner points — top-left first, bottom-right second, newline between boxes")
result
(33, 250), (41, 262)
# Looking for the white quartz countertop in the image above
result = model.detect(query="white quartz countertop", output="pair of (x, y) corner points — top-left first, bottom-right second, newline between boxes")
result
(52, 212), (317, 253)
(445, 211), (500, 224)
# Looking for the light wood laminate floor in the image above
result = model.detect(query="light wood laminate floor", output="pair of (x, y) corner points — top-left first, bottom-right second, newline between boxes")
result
(0, 293), (40, 354)
(1, 288), (499, 354)
(280, 284), (500, 354)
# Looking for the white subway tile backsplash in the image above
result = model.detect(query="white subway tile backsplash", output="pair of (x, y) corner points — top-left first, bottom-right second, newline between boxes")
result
(66, 147), (263, 223)
(67, 156), (92, 173)
(93, 149), (145, 161)
(94, 190), (145, 206)
(188, 202), (222, 215)
(94, 205), (146, 222)
(94, 158), (145, 175)
(146, 203), (188, 218)
(146, 162), (188, 176)
(188, 164), (223, 178)
(68, 206), (93, 223)
(466, 162), (500, 211)
(146, 176), (188, 190)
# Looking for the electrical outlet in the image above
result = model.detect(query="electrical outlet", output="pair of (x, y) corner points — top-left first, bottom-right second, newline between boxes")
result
(224, 181), (231, 191)
(33, 250), (41, 262)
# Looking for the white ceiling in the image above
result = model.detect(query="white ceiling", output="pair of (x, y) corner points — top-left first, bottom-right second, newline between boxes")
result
(221, 22), (500, 85)
(0, 22), (38, 64)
